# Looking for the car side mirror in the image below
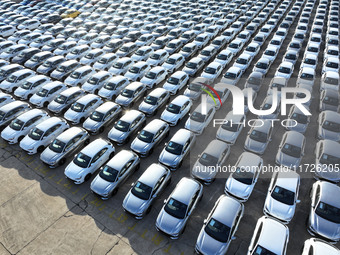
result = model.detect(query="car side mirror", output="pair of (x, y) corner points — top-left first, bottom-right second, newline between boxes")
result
(164, 142), (168, 147)
(131, 182), (134, 187)
(203, 219), (207, 224)
(297, 199), (301, 204)
(163, 199), (167, 204)
(231, 236), (237, 241)
(152, 194), (157, 199)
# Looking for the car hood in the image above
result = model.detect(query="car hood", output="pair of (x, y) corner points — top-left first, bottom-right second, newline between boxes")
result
(277, 152), (300, 168)
(192, 161), (217, 180)
(226, 177), (252, 199)
(1, 126), (19, 140)
(138, 101), (156, 113)
(115, 95), (131, 106)
(311, 213), (340, 240)
(131, 138), (150, 152)
(123, 192), (148, 214)
(196, 229), (226, 255)
(108, 128), (127, 141)
(161, 111), (178, 122)
(20, 136), (38, 150)
(29, 94), (44, 105)
(265, 197), (294, 221)
(64, 110), (82, 121)
(83, 118), (101, 131)
(245, 139), (266, 154)
(183, 89), (201, 99)
(48, 101), (64, 111)
(14, 87), (28, 96)
(185, 119), (204, 133)
(90, 175), (115, 195)
(320, 127), (340, 141)
(40, 147), (62, 163)
(65, 162), (86, 180)
(216, 129), (236, 143)
(156, 209), (184, 234)
(159, 150), (181, 166)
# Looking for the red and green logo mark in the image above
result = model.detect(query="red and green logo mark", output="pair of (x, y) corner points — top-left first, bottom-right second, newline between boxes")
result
(199, 83), (222, 106)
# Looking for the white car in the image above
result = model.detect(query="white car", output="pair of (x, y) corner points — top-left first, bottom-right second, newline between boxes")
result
(146, 49), (169, 67)
(65, 138), (115, 184)
(302, 238), (340, 255)
(185, 103), (216, 135)
(125, 61), (151, 82)
(297, 67), (315, 87)
(214, 50), (233, 67)
(108, 57), (135, 76)
(0, 92), (14, 108)
(227, 39), (244, 55)
(140, 66), (167, 89)
(234, 53), (253, 73)
(263, 46), (279, 63)
(161, 95), (192, 126)
(324, 45), (339, 60)
(322, 57), (339, 74)
(29, 81), (67, 108)
(201, 62), (223, 82)
(275, 62), (294, 80)
(131, 46), (154, 62)
(221, 66), (243, 85)
(306, 42), (320, 57)
(20, 117), (69, 155)
(193, 33), (210, 49)
(64, 94), (103, 125)
(0, 68), (36, 93)
(82, 71), (112, 94)
(64, 66), (95, 87)
(162, 53), (185, 73)
(163, 71), (189, 95)
(14, 75), (51, 100)
(216, 111), (246, 144)
(92, 53), (118, 71)
(98, 76), (130, 100)
(320, 71), (339, 91)
(263, 170), (300, 223)
(247, 216), (289, 255)
(244, 42), (260, 58)
(301, 54), (318, 69)
(225, 152), (263, 201)
(1, 109), (49, 144)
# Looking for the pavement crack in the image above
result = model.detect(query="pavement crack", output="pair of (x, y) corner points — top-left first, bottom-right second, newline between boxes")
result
(90, 227), (105, 255)
(151, 240), (170, 255)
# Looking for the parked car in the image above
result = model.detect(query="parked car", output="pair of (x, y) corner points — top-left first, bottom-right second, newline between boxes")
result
(138, 88), (170, 116)
(140, 66), (167, 89)
(98, 76), (130, 100)
(29, 81), (66, 108)
(302, 238), (340, 255)
(155, 177), (203, 239)
(64, 138), (115, 184)
(47, 87), (85, 115)
(64, 66), (95, 87)
(40, 126), (90, 168)
(319, 89), (339, 112)
(317, 110), (340, 141)
(244, 120), (273, 155)
(182, 57), (205, 77)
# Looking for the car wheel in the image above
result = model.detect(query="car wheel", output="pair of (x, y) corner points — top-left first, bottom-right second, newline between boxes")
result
(84, 139), (90, 146)
(178, 160), (182, 168)
(18, 136), (24, 142)
(37, 145), (45, 153)
(135, 163), (140, 171)
(166, 177), (172, 186)
(165, 130), (170, 138)
(111, 188), (118, 196)
(43, 101), (49, 108)
(84, 173), (91, 182)
(146, 206), (152, 214)
(148, 148), (153, 156)
(27, 94), (32, 100)
(94, 89), (99, 94)
(99, 126), (105, 133)
(59, 158), (66, 166)
(80, 117), (85, 123)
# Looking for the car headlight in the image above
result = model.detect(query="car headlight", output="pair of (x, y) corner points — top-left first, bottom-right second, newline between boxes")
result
(75, 176), (82, 181)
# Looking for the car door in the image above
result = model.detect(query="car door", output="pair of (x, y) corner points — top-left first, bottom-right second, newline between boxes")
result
(92, 147), (108, 170)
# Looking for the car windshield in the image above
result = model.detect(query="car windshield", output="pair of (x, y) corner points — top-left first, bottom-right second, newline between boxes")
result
(73, 152), (91, 168)
(316, 202), (340, 224)
(271, 83), (285, 91)
(145, 72), (157, 79)
(28, 128), (44, 140)
(256, 62), (268, 69)
(90, 111), (104, 122)
(319, 153), (340, 165)
(131, 181), (152, 200)
(233, 167), (254, 185)
(204, 67), (217, 74)
(307, 46), (318, 52)
(164, 198), (187, 219)
(71, 102), (84, 112)
(165, 58), (176, 64)
(265, 50), (275, 56)
(121, 89), (134, 98)
(300, 73), (314, 80)
(253, 245), (276, 255)
(150, 53), (161, 60)
(167, 77), (180, 85)
(278, 67), (291, 74)
(271, 185), (295, 205)
(165, 141), (183, 155)
(291, 113), (308, 124)
(250, 130), (267, 143)
(21, 81), (32, 89)
(222, 121), (238, 132)
(182, 46), (192, 53)
(99, 165), (119, 182)
(167, 103), (181, 114)
(204, 218), (230, 243)
(114, 120), (130, 132)
(36, 88), (48, 97)
(326, 62), (338, 68)
(49, 139), (66, 153)
(201, 50), (212, 56)
(325, 77), (339, 85)
(129, 66), (140, 74)
(56, 65), (67, 72)
(199, 153), (218, 166)
(85, 53), (95, 59)
(281, 143), (301, 158)
(185, 62), (197, 69)
(328, 49), (339, 55)
(322, 120), (340, 132)
(54, 95), (67, 104)
(88, 77), (99, 85)
(190, 111), (205, 122)
(237, 57), (248, 64)
(9, 119), (24, 131)
(304, 58), (315, 65)
(6, 75), (17, 83)
(323, 96), (338, 106)
(138, 130), (154, 143)
(144, 95), (158, 105)
(70, 71), (81, 79)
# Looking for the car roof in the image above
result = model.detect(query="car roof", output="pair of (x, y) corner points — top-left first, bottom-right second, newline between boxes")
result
(148, 87), (168, 97)
(17, 109), (46, 122)
(25, 74), (48, 83)
(309, 238), (340, 254)
(125, 81), (144, 91)
(300, 67), (315, 74)
(207, 62), (222, 68)
(193, 103), (214, 115)
(321, 139), (340, 157)
(95, 101), (119, 113)
(120, 109), (143, 122)
(323, 88), (339, 97)
(107, 149), (135, 169)
(60, 86), (83, 96)
(138, 163), (169, 188)
(284, 130), (305, 146)
(326, 57), (340, 63)
(74, 65), (93, 73)
(280, 61), (294, 68)
(0, 101), (28, 112)
(91, 70), (110, 78)
(82, 138), (110, 156)
(133, 61), (148, 68)
(171, 177), (201, 204)
(171, 128), (192, 144)
(228, 66), (241, 73)
(171, 70), (187, 78)
(77, 94), (100, 103)
(149, 66), (166, 73)
(257, 216), (288, 254)
(304, 53), (317, 59)
(171, 95), (190, 106)
(212, 195), (241, 226)
(11, 69), (34, 76)
(46, 56), (64, 62)
(203, 139), (229, 158)
(42, 81), (64, 90)
(36, 116), (63, 131)
(56, 126), (85, 143)
(143, 119), (167, 134)
(275, 170), (299, 192)
(324, 71), (339, 78)
(319, 181), (340, 207)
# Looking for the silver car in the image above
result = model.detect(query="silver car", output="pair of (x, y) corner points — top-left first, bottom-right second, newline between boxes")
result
(65, 138), (115, 184)
(82, 71), (112, 94)
(19, 117), (69, 155)
(0, 68), (36, 93)
(308, 181), (340, 242)
(185, 103), (216, 135)
(225, 152), (263, 201)
(29, 82), (67, 108)
(115, 82), (147, 108)
(14, 75), (51, 100)
(244, 120), (273, 155)
(64, 65), (95, 87)
(0, 101), (31, 129)
(64, 94), (103, 125)
(264, 170), (300, 223)
(317, 110), (340, 141)
(159, 128), (196, 170)
(161, 95), (192, 126)
(183, 77), (211, 100)
(138, 88), (170, 116)
(108, 110), (146, 145)
(191, 139), (230, 184)
(47, 87), (85, 115)
(123, 163), (171, 219)
(314, 140), (340, 183)
(195, 195), (244, 254)
(90, 149), (140, 199)
(286, 105), (310, 133)
(216, 111), (246, 144)
(98, 76), (130, 100)
(319, 89), (339, 112)
(1, 109), (49, 144)
(0, 92), (14, 108)
(155, 177), (203, 239)
(302, 238), (340, 255)
(131, 119), (170, 157)
(275, 131), (305, 169)
(83, 102), (122, 135)
(40, 127), (90, 168)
